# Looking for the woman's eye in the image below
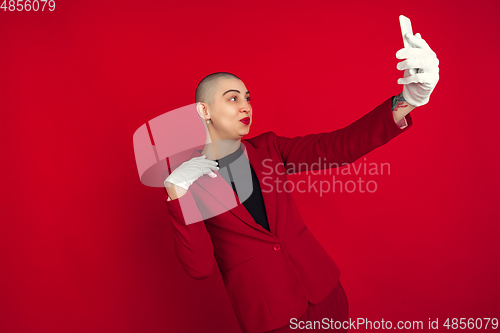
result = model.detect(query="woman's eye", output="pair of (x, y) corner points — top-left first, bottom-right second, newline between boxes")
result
(229, 96), (250, 102)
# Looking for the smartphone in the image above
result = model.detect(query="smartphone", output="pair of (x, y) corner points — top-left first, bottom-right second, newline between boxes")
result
(399, 15), (417, 75)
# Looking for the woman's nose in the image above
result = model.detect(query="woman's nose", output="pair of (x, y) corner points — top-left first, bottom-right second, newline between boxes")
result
(241, 102), (251, 112)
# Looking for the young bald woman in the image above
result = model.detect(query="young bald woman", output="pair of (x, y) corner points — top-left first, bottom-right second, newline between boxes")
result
(164, 34), (439, 333)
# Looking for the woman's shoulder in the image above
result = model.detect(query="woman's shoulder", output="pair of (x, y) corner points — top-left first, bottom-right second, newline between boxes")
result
(243, 131), (278, 147)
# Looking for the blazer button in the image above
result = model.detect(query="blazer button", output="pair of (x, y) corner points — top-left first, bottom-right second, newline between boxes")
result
(273, 244), (281, 251)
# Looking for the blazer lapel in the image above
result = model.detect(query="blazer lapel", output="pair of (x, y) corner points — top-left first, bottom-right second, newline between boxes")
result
(191, 141), (277, 237)
(244, 142), (277, 236)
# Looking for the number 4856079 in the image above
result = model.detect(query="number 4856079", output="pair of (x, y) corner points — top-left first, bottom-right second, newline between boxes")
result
(1, 0), (56, 11)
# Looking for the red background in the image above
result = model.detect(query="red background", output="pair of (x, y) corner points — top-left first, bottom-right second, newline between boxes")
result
(1, 0), (499, 332)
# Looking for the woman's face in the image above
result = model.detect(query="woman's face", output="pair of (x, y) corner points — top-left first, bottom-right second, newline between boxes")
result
(207, 78), (252, 141)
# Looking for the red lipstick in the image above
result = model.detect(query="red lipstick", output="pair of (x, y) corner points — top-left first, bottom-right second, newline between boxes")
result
(240, 117), (250, 125)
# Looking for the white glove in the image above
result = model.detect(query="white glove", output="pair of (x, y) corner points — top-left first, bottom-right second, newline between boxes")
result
(396, 32), (440, 107)
(164, 155), (219, 190)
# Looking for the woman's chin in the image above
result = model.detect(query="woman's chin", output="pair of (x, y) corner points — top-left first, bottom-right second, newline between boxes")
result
(239, 128), (250, 137)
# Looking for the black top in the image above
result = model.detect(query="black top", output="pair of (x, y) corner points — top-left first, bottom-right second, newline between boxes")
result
(213, 145), (271, 233)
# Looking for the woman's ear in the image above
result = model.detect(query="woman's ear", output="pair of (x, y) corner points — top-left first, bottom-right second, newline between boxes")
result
(196, 102), (209, 120)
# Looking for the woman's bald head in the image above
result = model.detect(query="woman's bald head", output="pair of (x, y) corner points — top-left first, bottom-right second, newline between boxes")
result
(195, 72), (241, 105)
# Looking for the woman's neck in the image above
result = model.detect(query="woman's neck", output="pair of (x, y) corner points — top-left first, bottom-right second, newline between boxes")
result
(201, 139), (241, 161)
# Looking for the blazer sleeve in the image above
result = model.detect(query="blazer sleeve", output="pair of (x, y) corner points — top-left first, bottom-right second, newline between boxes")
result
(163, 190), (216, 279)
(274, 96), (413, 174)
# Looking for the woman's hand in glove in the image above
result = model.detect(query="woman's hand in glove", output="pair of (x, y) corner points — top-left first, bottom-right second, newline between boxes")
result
(396, 32), (440, 107)
(164, 155), (219, 199)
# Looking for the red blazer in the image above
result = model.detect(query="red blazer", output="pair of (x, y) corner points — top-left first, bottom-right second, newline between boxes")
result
(163, 96), (413, 333)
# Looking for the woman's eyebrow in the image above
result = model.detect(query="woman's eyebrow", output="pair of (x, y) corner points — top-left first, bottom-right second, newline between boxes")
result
(222, 89), (250, 96)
